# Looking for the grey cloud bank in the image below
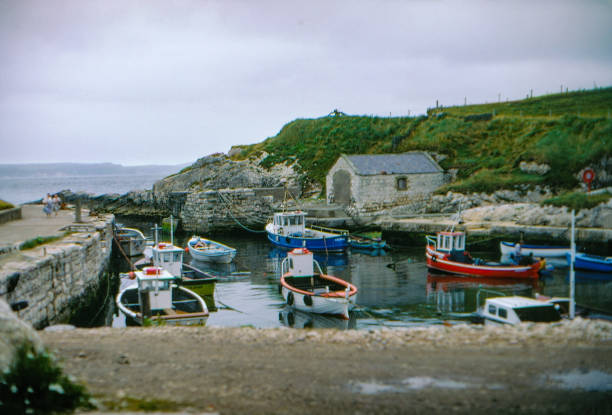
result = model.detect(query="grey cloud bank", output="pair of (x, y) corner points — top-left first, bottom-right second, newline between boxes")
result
(1, 0), (611, 165)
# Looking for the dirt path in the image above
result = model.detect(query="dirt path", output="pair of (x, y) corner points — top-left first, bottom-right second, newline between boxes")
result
(40, 321), (612, 414)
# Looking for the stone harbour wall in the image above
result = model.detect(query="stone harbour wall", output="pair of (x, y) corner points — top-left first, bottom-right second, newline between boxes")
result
(180, 188), (284, 233)
(0, 216), (114, 329)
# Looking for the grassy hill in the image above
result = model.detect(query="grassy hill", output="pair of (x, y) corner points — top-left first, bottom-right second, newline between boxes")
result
(233, 87), (612, 194)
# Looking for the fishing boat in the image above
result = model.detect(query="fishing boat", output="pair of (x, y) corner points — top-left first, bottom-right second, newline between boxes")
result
(265, 211), (349, 252)
(426, 231), (545, 279)
(568, 252), (612, 273)
(146, 228), (217, 297)
(279, 247), (357, 319)
(187, 236), (236, 264)
(500, 241), (570, 258)
(114, 226), (147, 257)
(116, 266), (209, 326)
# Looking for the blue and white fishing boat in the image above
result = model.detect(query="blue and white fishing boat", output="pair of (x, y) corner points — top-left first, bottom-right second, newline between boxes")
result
(265, 211), (349, 252)
(568, 252), (612, 273)
(187, 236), (237, 264)
(500, 241), (570, 258)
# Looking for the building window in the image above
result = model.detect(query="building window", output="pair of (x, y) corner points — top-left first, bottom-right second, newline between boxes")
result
(396, 177), (408, 191)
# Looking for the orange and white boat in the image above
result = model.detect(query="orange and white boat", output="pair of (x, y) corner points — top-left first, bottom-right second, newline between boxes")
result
(426, 231), (545, 279)
(280, 248), (357, 319)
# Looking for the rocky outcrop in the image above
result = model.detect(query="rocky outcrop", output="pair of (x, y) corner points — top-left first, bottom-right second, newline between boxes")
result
(0, 298), (44, 373)
(153, 152), (301, 193)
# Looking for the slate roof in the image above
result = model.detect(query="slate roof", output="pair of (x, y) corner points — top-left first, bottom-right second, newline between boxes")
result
(344, 152), (442, 175)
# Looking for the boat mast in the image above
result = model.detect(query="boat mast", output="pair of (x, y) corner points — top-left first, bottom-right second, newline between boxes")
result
(569, 210), (575, 319)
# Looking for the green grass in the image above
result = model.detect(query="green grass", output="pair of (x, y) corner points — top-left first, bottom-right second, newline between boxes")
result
(19, 235), (63, 250)
(0, 342), (93, 414)
(101, 396), (182, 412)
(0, 199), (14, 211)
(434, 87), (612, 118)
(542, 191), (612, 211)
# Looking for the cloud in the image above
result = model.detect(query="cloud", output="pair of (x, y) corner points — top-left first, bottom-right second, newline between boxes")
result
(1, 0), (611, 164)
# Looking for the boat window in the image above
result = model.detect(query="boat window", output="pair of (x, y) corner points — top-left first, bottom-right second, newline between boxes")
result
(514, 306), (561, 323)
(488, 304), (496, 314)
(442, 236), (450, 250)
(498, 308), (507, 319)
(296, 216), (303, 225)
(173, 252), (181, 261)
(289, 258), (293, 269)
(455, 235), (465, 250)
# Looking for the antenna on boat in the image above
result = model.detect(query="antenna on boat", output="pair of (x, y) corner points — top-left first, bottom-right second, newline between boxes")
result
(170, 215), (174, 246)
(152, 224), (162, 246)
(569, 209), (576, 319)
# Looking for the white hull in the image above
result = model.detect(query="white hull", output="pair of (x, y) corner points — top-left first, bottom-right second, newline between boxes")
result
(281, 286), (354, 319)
(116, 283), (208, 326)
(500, 242), (570, 258)
(188, 237), (236, 263)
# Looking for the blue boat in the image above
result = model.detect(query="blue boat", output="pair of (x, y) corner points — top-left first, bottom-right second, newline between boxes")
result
(568, 252), (612, 273)
(265, 211), (349, 252)
(348, 234), (387, 250)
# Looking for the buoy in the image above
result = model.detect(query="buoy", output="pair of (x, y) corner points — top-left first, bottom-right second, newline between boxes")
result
(128, 271), (136, 280)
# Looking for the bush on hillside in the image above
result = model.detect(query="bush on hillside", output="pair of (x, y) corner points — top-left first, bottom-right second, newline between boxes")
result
(0, 200), (14, 211)
(542, 191), (612, 211)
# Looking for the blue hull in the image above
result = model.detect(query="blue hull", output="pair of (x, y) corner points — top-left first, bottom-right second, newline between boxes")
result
(267, 232), (348, 252)
(569, 253), (612, 273)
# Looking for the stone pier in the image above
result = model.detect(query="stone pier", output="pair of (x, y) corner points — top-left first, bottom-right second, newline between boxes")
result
(0, 205), (114, 328)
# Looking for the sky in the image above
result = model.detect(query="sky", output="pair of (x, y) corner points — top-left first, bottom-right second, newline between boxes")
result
(1, 0), (611, 166)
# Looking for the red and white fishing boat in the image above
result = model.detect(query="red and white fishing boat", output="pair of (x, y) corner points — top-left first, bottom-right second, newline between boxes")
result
(426, 231), (545, 279)
(280, 248), (357, 319)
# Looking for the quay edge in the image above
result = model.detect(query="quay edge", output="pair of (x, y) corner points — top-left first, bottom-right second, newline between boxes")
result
(0, 210), (115, 329)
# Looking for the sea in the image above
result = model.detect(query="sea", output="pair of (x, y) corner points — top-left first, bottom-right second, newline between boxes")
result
(0, 174), (162, 205)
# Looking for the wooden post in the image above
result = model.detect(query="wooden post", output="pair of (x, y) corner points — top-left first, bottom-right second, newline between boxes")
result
(569, 210), (575, 319)
(74, 198), (82, 223)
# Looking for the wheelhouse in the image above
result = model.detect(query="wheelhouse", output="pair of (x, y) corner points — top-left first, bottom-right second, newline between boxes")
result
(272, 211), (307, 235)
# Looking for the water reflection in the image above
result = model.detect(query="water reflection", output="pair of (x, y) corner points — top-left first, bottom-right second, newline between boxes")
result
(278, 308), (357, 329)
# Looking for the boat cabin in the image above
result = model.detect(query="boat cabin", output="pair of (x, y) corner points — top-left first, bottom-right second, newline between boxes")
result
(152, 243), (184, 277)
(136, 267), (177, 311)
(285, 248), (315, 276)
(436, 231), (466, 253)
(271, 211), (306, 236)
(481, 296), (562, 325)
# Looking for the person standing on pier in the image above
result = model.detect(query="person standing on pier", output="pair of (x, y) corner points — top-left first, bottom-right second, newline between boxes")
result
(43, 193), (53, 217)
(52, 194), (61, 216)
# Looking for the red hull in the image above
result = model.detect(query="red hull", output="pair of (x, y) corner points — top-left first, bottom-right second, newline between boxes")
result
(426, 247), (542, 279)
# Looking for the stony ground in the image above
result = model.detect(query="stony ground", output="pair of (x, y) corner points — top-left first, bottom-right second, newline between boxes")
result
(40, 318), (612, 414)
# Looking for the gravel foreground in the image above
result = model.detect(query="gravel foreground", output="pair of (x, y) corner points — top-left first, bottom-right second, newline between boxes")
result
(41, 319), (612, 415)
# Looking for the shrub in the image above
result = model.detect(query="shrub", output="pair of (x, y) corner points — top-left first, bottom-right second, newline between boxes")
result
(0, 342), (93, 414)
(0, 200), (14, 211)
(19, 236), (62, 251)
(542, 191), (612, 210)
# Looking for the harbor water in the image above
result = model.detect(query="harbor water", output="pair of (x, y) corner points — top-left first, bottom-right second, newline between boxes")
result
(106, 218), (612, 330)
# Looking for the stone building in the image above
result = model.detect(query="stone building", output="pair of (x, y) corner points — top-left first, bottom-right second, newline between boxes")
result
(325, 152), (445, 212)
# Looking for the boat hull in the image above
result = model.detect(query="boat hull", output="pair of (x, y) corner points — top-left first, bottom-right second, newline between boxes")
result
(280, 274), (357, 319)
(426, 247), (541, 279)
(187, 237), (236, 263)
(500, 241), (570, 258)
(571, 253), (612, 273)
(267, 231), (348, 252)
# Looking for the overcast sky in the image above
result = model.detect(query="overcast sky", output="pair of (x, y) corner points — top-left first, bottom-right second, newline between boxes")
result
(1, 0), (611, 166)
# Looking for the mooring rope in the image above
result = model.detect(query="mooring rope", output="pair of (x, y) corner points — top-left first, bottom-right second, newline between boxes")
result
(216, 191), (267, 233)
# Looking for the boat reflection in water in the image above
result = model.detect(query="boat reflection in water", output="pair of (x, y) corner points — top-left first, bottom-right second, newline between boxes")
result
(278, 307), (357, 330)
(426, 273), (539, 314)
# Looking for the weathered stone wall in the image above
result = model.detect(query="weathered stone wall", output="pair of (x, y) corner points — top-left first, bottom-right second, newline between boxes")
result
(0, 207), (22, 225)
(354, 172), (446, 212)
(180, 188), (280, 233)
(0, 216), (114, 329)
(326, 156), (446, 213)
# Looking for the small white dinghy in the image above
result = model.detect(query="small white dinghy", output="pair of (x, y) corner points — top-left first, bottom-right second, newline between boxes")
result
(187, 236), (237, 264)
(279, 248), (357, 319)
